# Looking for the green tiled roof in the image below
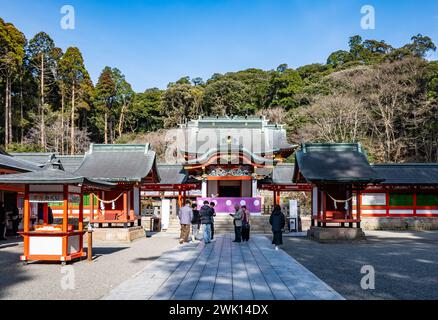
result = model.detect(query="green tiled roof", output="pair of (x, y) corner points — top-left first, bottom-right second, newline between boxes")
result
(0, 164), (114, 188)
(0, 153), (42, 172)
(372, 163), (438, 185)
(75, 144), (157, 182)
(294, 143), (382, 184)
(301, 143), (363, 154)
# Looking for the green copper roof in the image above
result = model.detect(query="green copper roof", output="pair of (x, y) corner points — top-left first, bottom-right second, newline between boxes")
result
(75, 144), (157, 182)
(294, 143), (382, 184)
(91, 144), (150, 153)
(301, 143), (363, 154)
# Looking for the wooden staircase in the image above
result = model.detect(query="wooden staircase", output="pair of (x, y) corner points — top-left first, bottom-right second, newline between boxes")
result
(164, 215), (272, 234)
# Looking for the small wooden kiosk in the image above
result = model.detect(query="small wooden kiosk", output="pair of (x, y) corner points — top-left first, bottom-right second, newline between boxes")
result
(0, 161), (114, 264)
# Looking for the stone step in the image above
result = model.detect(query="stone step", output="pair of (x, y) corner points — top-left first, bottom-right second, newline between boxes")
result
(164, 216), (272, 234)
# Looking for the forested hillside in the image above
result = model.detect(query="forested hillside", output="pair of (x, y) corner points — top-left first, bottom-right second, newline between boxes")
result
(1, 17), (437, 162)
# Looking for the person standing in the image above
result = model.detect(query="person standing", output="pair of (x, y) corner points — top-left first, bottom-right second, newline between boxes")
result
(48, 206), (54, 225)
(270, 205), (286, 250)
(230, 204), (243, 243)
(0, 202), (7, 240)
(191, 203), (201, 242)
(241, 205), (251, 242)
(209, 202), (216, 240)
(10, 204), (20, 237)
(178, 200), (193, 244)
(199, 201), (213, 244)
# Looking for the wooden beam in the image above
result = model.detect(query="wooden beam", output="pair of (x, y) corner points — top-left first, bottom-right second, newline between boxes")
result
(62, 185), (69, 233)
(178, 190), (182, 208)
(78, 190), (84, 232)
(90, 193), (94, 222)
(322, 190), (327, 227)
(23, 185), (30, 258)
(43, 203), (48, 224)
(123, 191), (128, 222)
(356, 187), (361, 228)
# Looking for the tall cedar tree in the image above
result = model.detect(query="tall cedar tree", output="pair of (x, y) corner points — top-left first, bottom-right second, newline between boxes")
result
(95, 67), (116, 144)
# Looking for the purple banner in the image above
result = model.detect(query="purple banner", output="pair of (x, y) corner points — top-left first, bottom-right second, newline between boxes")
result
(196, 197), (262, 215)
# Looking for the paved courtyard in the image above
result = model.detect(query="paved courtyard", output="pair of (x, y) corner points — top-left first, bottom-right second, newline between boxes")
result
(282, 230), (438, 300)
(104, 234), (343, 300)
(0, 234), (179, 300)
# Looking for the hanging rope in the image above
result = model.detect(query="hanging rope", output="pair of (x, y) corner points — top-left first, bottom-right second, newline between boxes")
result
(91, 193), (125, 216)
(91, 193), (124, 204)
(327, 194), (354, 210)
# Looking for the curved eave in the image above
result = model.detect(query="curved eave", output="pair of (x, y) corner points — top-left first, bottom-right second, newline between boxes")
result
(305, 178), (385, 184)
(184, 147), (281, 167)
(0, 177), (115, 188)
(181, 145), (298, 157)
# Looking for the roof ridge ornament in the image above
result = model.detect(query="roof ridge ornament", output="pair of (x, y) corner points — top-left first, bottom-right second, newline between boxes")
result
(43, 158), (65, 171)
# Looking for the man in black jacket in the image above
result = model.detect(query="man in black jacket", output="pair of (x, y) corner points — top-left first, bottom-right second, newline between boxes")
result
(209, 202), (216, 240)
(199, 201), (213, 244)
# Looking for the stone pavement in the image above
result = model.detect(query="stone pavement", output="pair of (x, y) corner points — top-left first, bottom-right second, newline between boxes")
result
(104, 234), (344, 300)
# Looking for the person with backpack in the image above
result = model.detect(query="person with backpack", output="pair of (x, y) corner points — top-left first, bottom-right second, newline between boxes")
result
(199, 201), (214, 244)
(191, 203), (201, 242)
(269, 205), (286, 250)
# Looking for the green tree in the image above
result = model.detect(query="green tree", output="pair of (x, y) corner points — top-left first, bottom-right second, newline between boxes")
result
(127, 88), (163, 132)
(161, 83), (203, 127)
(58, 47), (90, 154)
(27, 32), (60, 148)
(327, 50), (353, 67)
(112, 68), (134, 138)
(0, 18), (26, 148)
(94, 66), (116, 144)
(406, 34), (437, 58)
(268, 66), (303, 110)
(202, 78), (249, 116)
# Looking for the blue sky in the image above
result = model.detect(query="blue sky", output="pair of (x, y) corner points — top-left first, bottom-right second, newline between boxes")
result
(1, 0), (437, 91)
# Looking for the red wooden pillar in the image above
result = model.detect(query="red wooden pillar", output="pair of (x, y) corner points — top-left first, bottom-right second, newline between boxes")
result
(413, 191), (417, 216)
(98, 191), (103, 219)
(78, 191), (84, 254)
(90, 193), (95, 221)
(310, 187), (315, 227)
(386, 190), (390, 216)
(78, 191), (84, 231)
(178, 189), (182, 208)
(43, 203), (48, 224)
(356, 187), (361, 228)
(322, 190), (327, 227)
(317, 188), (321, 227)
(123, 191), (128, 222)
(23, 185), (30, 258)
(62, 185), (69, 233)
(62, 185), (69, 258)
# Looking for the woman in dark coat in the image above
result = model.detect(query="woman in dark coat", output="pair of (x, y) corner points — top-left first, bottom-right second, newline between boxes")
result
(269, 205), (285, 250)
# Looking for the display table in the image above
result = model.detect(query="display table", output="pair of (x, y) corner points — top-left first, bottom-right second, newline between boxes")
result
(20, 230), (86, 263)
